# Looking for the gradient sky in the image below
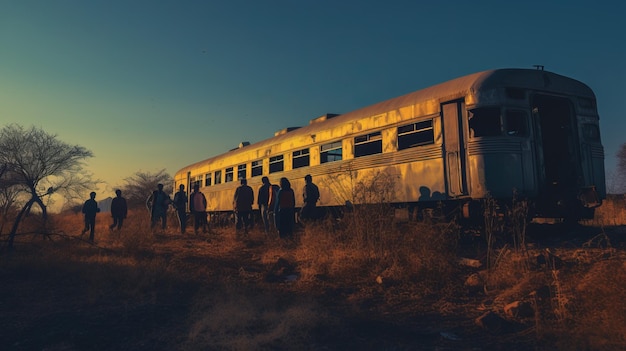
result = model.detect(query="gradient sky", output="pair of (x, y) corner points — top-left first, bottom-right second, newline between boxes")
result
(1, 0), (625, 204)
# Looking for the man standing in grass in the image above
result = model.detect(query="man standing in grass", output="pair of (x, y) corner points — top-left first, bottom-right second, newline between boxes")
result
(81, 191), (100, 242)
(173, 184), (188, 234)
(274, 177), (295, 239)
(257, 176), (275, 234)
(147, 183), (171, 232)
(189, 183), (208, 234)
(109, 189), (127, 232)
(300, 174), (320, 222)
(234, 178), (254, 235)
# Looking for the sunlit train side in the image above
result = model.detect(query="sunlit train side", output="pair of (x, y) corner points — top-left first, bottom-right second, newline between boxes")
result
(174, 68), (605, 221)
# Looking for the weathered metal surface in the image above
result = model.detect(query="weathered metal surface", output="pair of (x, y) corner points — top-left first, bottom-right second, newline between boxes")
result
(174, 68), (604, 220)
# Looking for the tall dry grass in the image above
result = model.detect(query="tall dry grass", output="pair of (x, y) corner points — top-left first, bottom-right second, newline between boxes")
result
(481, 196), (626, 351)
(1, 191), (626, 350)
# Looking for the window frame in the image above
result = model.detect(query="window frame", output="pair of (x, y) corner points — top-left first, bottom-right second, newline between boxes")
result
(269, 155), (284, 173)
(397, 119), (435, 150)
(320, 141), (343, 163)
(292, 148), (310, 169)
(225, 167), (234, 183)
(237, 164), (247, 180)
(251, 160), (263, 177)
(214, 170), (222, 185)
(354, 131), (383, 157)
(468, 107), (502, 138)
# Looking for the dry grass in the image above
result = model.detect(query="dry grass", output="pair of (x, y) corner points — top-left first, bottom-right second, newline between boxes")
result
(482, 196), (626, 351)
(183, 285), (329, 351)
(1, 196), (626, 350)
(583, 194), (626, 226)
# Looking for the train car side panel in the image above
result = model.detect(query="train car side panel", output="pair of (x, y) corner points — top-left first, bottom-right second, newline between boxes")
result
(174, 68), (605, 221)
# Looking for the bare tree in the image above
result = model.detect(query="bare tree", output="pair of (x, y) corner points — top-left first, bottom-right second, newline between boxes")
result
(121, 169), (173, 208)
(0, 124), (95, 249)
(0, 165), (23, 233)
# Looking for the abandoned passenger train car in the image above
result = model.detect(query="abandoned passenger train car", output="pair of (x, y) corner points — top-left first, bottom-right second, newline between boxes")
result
(174, 68), (605, 221)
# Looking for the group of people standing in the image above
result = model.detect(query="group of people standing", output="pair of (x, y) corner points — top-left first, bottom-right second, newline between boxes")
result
(256, 174), (320, 239)
(168, 183), (209, 235)
(80, 174), (320, 242)
(165, 174), (320, 239)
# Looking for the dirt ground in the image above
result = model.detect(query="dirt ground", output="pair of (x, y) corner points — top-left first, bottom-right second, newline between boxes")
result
(1, 223), (625, 351)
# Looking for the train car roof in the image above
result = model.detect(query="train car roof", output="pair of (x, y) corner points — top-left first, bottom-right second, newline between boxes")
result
(177, 68), (594, 173)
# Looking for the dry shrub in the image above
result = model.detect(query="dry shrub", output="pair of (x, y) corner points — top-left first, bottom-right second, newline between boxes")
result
(483, 194), (531, 270)
(295, 169), (403, 282)
(296, 212), (460, 298)
(483, 248), (534, 293)
(291, 221), (340, 280)
(481, 229), (626, 351)
(406, 221), (461, 295)
(545, 259), (626, 350)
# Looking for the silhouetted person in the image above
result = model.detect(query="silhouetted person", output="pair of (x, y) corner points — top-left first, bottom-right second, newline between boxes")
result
(189, 183), (208, 234)
(234, 178), (254, 234)
(300, 174), (320, 222)
(147, 183), (171, 231)
(109, 189), (127, 231)
(267, 179), (280, 233)
(81, 191), (100, 241)
(257, 176), (274, 234)
(173, 184), (188, 234)
(274, 177), (295, 239)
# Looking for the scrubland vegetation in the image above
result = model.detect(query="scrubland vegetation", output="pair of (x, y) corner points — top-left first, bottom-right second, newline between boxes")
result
(1, 195), (626, 350)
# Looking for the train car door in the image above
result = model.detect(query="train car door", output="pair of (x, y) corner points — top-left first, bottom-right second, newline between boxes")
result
(442, 101), (468, 196)
(531, 94), (583, 216)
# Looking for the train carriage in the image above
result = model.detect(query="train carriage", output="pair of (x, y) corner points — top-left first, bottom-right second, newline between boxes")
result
(174, 68), (605, 222)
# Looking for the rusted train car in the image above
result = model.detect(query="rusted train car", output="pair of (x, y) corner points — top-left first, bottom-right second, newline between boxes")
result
(174, 68), (605, 221)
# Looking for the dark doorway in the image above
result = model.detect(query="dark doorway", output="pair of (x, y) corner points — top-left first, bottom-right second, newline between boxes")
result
(532, 94), (581, 216)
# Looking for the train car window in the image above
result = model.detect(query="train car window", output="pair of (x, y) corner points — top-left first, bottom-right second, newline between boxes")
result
(505, 110), (528, 137)
(468, 107), (501, 137)
(354, 131), (382, 157)
(225, 167), (234, 183)
(251, 160), (263, 177)
(321, 141), (342, 163)
(583, 124), (601, 142)
(397, 120), (434, 150)
(205, 173), (211, 187)
(237, 164), (246, 180)
(292, 148), (310, 169)
(269, 155), (284, 173)
(214, 170), (222, 185)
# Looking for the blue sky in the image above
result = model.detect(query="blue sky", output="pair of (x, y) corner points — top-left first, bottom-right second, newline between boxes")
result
(1, 0), (625, 201)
